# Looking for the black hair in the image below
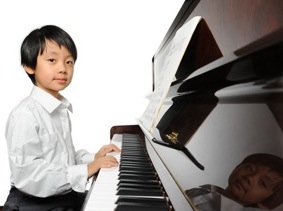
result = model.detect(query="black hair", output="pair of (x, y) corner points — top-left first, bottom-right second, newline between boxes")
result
(240, 153), (283, 177)
(20, 25), (77, 84)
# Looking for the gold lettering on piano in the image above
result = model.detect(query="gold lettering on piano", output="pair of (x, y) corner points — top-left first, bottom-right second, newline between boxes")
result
(166, 131), (179, 144)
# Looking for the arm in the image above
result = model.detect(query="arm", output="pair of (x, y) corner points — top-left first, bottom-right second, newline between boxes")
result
(6, 110), (86, 197)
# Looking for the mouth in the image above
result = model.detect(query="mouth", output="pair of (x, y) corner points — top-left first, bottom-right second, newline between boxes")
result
(54, 78), (67, 83)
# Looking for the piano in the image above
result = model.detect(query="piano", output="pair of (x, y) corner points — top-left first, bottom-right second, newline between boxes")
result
(82, 0), (283, 210)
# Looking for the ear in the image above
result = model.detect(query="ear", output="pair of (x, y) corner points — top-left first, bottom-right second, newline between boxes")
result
(24, 66), (35, 75)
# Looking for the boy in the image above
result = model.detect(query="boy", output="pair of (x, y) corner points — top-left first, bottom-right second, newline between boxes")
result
(186, 153), (283, 210)
(4, 25), (120, 210)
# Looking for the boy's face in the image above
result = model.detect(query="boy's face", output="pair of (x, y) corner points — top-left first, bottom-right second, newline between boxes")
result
(25, 40), (75, 98)
(227, 162), (283, 206)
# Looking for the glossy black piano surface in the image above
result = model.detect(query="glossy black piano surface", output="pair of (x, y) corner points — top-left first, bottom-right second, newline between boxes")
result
(85, 0), (283, 210)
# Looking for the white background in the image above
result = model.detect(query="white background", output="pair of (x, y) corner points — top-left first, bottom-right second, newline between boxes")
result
(0, 0), (183, 203)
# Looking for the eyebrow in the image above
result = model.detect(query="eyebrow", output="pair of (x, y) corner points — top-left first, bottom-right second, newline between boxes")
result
(47, 51), (59, 55)
(45, 50), (73, 59)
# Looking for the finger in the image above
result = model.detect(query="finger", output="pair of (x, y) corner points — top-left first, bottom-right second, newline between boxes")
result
(107, 144), (121, 152)
(101, 159), (119, 168)
(105, 155), (119, 163)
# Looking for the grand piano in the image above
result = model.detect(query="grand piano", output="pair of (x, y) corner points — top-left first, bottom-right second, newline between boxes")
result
(82, 0), (283, 210)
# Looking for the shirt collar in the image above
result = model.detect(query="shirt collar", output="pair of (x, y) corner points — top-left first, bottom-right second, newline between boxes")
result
(221, 194), (245, 210)
(30, 86), (73, 113)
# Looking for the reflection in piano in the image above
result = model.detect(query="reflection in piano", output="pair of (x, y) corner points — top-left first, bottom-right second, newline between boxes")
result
(83, 0), (283, 210)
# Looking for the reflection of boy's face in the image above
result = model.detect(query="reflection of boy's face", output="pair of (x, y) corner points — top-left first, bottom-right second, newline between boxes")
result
(227, 163), (283, 206)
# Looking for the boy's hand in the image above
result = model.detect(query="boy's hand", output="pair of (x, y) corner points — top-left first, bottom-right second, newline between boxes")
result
(87, 155), (119, 178)
(95, 143), (121, 159)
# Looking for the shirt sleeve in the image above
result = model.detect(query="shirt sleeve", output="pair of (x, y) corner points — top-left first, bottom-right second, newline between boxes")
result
(5, 109), (88, 197)
(68, 150), (94, 192)
(67, 164), (88, 192)
(75, 149), (95, 164)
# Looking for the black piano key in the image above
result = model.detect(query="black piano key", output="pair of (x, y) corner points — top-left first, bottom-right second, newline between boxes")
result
(122, 146), (144, 149)
(121, 154), (147, 157)
(121, 153), (147, 156)
(117, 180), (162, 188)
(121, 148), (143, 150)
(120, 157), (149, 162)
(111, 133), (173, 210)
(122, 139), (141, 142)
(117, 183), (164, 191)
(119, 169), (156, 175)
(121, 145), (143, 148)
(120, 162), (152, 167)
(119, 165), (153, 171)
(116, 187), (164, 196)
(120, 157), (150, 161)
(118, 172), (156, 177)
(115, 202), (169, 211)
(122, 144), (143, 147)
(118, 178), (161, 186)
(121, 152), (146, 155)
(119, 165), (154, 172)
(120, 161), (151, 166)
(115, 196), (168, 206)
(120, 162), (152, 166)
(122, 142), (142, 146)
(119, 167), (153, 172)
(122, 136), (140, 140)
(122, 148), (144, 150)
(119, 173), (158, 180)
(122, 145), (145, 148)
(120, 160), (149, 164)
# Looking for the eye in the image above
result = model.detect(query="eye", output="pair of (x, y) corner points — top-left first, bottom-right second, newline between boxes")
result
(66, 60), (74, 65)
(258, 180), (267, 189)
(48, 58), (56, 63)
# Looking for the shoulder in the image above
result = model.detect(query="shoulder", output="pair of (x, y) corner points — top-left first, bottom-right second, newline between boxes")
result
(7, 96), (39, 122)
(5, 96), (42, 139)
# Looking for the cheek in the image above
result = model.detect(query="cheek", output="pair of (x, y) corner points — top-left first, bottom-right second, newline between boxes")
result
(245, 192), (268, 204)
(36, 71), (53, 82)
(69, 70), (74, 78)
(228, 171), (242, 184)
(241, 188), (273, 205)
(68, 73), (73, 83)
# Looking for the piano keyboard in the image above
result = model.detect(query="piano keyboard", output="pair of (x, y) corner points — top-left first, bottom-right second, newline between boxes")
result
(82, 133), (173, 211)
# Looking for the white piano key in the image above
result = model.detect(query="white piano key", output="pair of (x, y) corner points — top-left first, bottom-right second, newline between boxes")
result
(82, 134), (122, 211)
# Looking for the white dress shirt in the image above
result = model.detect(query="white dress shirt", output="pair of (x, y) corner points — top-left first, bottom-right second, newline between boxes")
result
(5, 86), (94, 197)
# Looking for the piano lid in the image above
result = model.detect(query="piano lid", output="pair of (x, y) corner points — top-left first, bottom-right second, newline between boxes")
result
(140, 0), (283, 210)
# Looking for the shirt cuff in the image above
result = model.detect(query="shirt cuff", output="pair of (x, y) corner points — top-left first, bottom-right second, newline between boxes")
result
(76, 150), (95, 164)
(82, 152), (95, 163)
(67, 164), (88, 192)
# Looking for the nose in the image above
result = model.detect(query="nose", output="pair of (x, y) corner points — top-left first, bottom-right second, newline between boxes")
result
(59, 69), (66, 74)
(243, 173), (259, 186)
(59, 62), (67, 74)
